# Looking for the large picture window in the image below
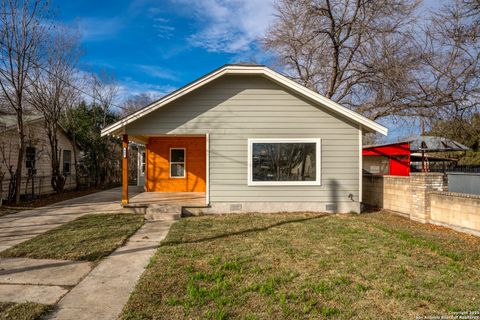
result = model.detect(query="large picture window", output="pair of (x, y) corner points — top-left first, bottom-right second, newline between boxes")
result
(248, 138), (321, 186)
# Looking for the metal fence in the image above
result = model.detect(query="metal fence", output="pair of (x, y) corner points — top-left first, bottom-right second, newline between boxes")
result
(446, 165), (480, 173)
(0, 169), (138, 203)
(411, 164), (480, 173)
(1, 174), (78, 201)
(2, 175), (119, 202)
(447, 172), (480, 195)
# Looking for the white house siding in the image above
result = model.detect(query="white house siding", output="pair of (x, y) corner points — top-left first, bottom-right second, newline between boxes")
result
(126, 75), (361, 213)
(0, 120), (78, 201)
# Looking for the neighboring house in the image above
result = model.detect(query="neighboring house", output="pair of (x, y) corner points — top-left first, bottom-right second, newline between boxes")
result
(363, 137), (470, 176)
(363, 142), (411, 176)
(0, 114), (80, 201)
(102, 64), (388, 213)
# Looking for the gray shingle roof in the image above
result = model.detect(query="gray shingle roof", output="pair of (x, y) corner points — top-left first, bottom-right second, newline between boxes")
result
(409, 136), (470, 152)
(0, 114), (44, 131)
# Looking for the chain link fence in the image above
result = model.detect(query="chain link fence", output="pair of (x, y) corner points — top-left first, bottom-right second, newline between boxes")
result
(0, 171), (128, 204)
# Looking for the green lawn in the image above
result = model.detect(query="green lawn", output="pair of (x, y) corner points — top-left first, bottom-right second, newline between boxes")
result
(121, 211), (480, 320)
(0, 213), (144, 261)
(0, 302), (52, 320)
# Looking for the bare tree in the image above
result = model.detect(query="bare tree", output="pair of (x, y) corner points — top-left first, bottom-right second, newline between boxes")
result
(264, 0), (420, 119)
(87, 70), (121, 185)
(120, 92), (158, 116)
(89, 70), (119, 128)
(0, 0), (48, 203)
(264, 0), (480, 127)
(463, 0), (480, 19)
(63, 99), (82, 189)
(0, 131), (17, 202)
(417, 0), (480, 124)
(28, 26), (81, 193)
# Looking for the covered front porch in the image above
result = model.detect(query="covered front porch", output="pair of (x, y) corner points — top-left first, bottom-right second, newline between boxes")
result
(128, 191), (206, 207)
(120, 133), (209, 206)
(121, 190), (207, 216)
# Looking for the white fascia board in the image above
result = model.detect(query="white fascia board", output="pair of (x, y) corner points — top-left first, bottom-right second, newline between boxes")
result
(101, 65), (388, 137)
(101, 67), (230, 137)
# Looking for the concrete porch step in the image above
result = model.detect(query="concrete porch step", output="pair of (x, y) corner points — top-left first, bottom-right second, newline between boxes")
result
(122, 203), (183, 221)
(145, 211), (181, 221)
(148, 204), (182, 213)
(122, 204), (148, 215)
(145, 204), (182, 221)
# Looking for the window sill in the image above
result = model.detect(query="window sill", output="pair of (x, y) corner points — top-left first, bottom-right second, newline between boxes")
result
(248, 181), (321, 186)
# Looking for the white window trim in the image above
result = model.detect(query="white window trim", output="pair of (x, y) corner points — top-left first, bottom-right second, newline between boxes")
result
(169, 148), (186, 179)
(63, 150), (72, 174)
(247, 138), (321, 186)
(139, 151), (146, 176)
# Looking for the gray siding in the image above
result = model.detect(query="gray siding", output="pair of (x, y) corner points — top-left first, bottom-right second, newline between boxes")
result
(126, 75), (360, 205)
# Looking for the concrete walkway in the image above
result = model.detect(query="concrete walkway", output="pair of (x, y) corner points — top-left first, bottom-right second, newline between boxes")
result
(49, 219), (174, 320)
(0, 258), (93, 304)
(0, 187), (177, 319)
(0, 187), (143, 306)
(0, 187), (141, 251)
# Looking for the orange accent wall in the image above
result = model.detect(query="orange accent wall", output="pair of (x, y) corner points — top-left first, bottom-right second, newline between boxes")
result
(146, 136), (206, 192)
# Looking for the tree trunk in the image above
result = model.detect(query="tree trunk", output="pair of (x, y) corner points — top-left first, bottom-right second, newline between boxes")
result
(48, 124), (65, 193)
(72, 133), (80, 190)
(0, 170), (4, 206)
(14, 109), (25, 204)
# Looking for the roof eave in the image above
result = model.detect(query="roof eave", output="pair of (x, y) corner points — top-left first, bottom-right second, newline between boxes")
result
(101, 65), (388, 137)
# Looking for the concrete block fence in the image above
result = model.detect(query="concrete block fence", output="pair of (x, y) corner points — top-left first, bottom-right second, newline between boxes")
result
(363, 173), (480, 237)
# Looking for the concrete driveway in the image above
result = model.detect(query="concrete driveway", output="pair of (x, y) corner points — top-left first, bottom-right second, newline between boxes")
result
(0, 187), (178, 319)
(0, 187), (145, 307)
(0, 187), (141, 252)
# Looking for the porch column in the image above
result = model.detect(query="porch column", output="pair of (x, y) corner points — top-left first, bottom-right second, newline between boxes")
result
(122, 134), (129, 205)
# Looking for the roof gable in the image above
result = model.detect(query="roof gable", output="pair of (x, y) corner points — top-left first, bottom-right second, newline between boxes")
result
(101, 65), (388, 136)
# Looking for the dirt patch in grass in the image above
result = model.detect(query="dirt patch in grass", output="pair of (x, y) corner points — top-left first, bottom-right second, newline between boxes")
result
(120, 211), (480, 319)
(0, 214), (144, 261)
(0, 302), (52, 320)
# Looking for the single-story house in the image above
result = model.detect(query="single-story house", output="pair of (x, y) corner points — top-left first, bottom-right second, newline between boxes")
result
(0, 114), (80, 202)
(101, 64), (388, 213)
(363, 137), (470, 176)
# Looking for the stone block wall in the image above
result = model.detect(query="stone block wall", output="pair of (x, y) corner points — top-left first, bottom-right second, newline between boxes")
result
(363, 173), (444, 221)
(362, 175), (384, 208)
(363, 173), (480, 237)
(430, 192), (480, 236)
(363, 175), (411, 215)
(383, 176), (412, 214)
(410, 173), (444, 223)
